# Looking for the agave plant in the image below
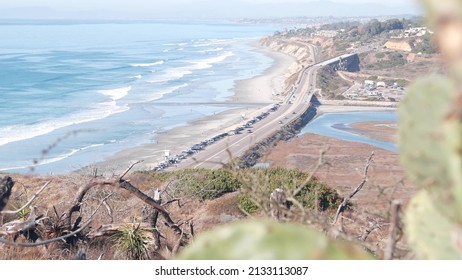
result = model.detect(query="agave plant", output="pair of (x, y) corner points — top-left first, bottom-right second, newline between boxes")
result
(113, 224), (152, 260)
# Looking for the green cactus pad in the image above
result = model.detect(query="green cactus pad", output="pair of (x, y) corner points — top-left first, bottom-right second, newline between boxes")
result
(405, 190), (462, 259)
(399, 75), (456, 188)
(399, 76), (462, 222)
(177, 219), (373, 260)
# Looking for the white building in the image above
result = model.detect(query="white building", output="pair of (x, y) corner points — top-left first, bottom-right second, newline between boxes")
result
(364, 80), (375, 86)
(377, 82), (386, 88)
(368, 91), (382, 97)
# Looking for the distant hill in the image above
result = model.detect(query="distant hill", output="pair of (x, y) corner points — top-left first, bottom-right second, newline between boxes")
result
(0, 1), (422, 20)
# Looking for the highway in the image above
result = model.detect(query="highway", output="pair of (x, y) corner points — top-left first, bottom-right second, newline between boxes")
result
(165, 42), (372, 171)
(167, 54), (322, 170)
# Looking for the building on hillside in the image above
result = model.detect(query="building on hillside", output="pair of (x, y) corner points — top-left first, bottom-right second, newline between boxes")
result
(376, 81), (386, 88)
(368, 91), (382, 97)
(364, 80), (375, 86)
(345, 93), (359, 99)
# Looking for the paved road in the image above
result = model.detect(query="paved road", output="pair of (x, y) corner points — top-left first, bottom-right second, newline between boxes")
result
(166, 43), (371, 171)
(168, 59), (321, 170)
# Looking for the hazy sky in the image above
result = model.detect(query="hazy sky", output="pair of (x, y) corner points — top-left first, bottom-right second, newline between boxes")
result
(0, 0), (421, 19)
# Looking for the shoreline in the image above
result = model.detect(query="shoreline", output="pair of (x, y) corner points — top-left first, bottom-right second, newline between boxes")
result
(78, 41), (399, 174)
(84, 44), (297, 173)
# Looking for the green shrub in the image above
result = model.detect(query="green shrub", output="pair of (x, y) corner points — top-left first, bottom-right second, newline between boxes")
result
(238, 168), (341, 213)
(150, 169), (241, 200)
(238, 194), (259, 214)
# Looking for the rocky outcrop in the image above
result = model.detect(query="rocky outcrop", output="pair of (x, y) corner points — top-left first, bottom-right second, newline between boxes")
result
(260, 37), (310, 61)
(384, 40), (412, 52)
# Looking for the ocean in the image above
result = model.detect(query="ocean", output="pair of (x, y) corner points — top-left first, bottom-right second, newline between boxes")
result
(0, 20), (280, 174)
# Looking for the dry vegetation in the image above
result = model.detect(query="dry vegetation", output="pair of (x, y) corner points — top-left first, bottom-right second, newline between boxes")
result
(0, 143), (411, 260)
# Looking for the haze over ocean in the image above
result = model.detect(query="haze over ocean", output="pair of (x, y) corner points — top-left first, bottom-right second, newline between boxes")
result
(0, 20), (279, 173)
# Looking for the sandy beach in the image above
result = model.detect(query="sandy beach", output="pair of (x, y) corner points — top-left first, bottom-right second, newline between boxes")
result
(87, 44), (297, 173)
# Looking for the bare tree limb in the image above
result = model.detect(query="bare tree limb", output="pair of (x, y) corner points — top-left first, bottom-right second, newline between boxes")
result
(384, 200), (401, 260)
(0, 194), (110, 247)
(64, 180), (113, 230)
(359, 220), (382, 242)
(150, 189), (162, 250)
(119, 160), (143, 181)
(172, 227), (184, 255)
(1, 181), (51, 215)
(189, 220), (194, 238)
(291, 144), (328, 198)
(332, 152), (374, 224)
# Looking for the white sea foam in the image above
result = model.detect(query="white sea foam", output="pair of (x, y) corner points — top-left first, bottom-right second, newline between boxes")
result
(130, 75), (143, 79)
(148, 52), (234, 84)
(98, 86), (131, 101)
(130, 60), (164, 67)
(0, 94), (130, 147)
(148, 69), (192, 84)
(146, 83), (189, 102)
(199, 47), (224, 53)
(0, 143), (105, 171)
(190, 51), (234, 70)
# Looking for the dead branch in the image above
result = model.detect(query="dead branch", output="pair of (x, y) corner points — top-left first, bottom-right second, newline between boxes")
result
(162, 199), (181, 207)
(1, 181), (51, 215)
(332, 152), (374, 224)
(150, 189), (162, 250)
(0, 194), (109, 247)
(0, 207), (44, 241)
(291, 144), (328, 198)
(119, 160), (143, 181)
(64, 180), (114, 230)
(359, 220), (382, 242)
(172, 227), (184, 255)
(189, 220), (194, 238)
(384, 200), (402, 260)
(117, 179), (181, 234)
(270, 188), (289, 221)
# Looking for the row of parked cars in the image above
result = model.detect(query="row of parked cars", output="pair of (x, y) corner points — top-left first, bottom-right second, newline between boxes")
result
(152, 104), (280, 171)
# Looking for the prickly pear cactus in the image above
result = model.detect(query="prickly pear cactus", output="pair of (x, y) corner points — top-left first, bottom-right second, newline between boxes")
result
(398, 76), (457, 189)
(177, 220), (373, 260)
(399, 76), (462, 223)
(405, 190), (462, 259)
(398, 0), (462, 259)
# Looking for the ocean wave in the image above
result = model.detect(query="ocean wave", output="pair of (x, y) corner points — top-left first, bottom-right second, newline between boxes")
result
(98, 86), (131, 101)
(190, 51), (235, 70)
(0, 97), (129, 147)
(193, 39), (229, 47)
(130, 60), (164, 67)
(130, 75), (143, 79)
(148, 69), (192, 84)
(148, 52), (234, 84)
(146, 83), (189, 102)
(0, 143), (105, 171)
(199, 47), (224, 53)
(163, 42), (188, 46)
